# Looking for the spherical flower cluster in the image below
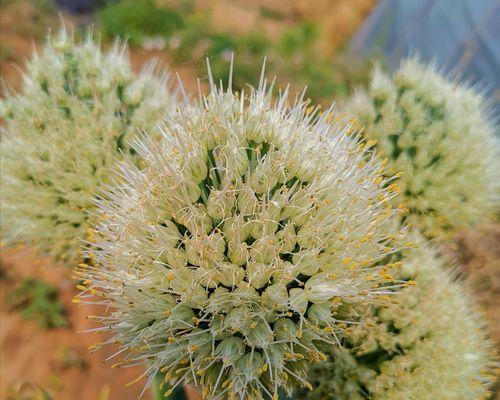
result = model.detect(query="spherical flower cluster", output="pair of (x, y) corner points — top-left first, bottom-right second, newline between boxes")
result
(0, 28), (175, 265)
(304, 242), (496, 400)
(347, 58), (498, 238)
(77, 77), (406, 399)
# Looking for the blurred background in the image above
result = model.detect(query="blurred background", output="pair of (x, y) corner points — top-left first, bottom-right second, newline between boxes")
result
(0, 0), (499, 399)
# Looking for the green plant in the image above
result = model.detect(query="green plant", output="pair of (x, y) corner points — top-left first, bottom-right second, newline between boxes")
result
(0, 44), (13, 61)
(7, 278), (68, 329)
(98, 3), (367, 104)
(77, 72), (406, 399)
(303, 242), (496, 400)
(0, 28), (176, 265)
(99, 0), (185, 45)
(280, 22), (318, 56)
(347, 58), (499, 238)
(203, 32), (272, 91)
(168, 12), (210, 60)
(277, 22), (368, 103)
(258, 6), (286, 21)
(5, 382), (53, 400)
(56, 346), (89, 370)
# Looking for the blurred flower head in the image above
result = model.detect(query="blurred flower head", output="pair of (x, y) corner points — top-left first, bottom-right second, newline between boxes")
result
(348, 58), (499, 238)
(78, 71), (406, 399)
(304, 240), (496, 400)
(0, 28), (176, 264)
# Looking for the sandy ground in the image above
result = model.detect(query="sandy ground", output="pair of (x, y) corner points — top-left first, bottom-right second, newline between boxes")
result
(0, 248), (154, 400)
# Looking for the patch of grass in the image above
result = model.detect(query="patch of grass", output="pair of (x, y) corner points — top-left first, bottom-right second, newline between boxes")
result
(7, 278), (68, 329)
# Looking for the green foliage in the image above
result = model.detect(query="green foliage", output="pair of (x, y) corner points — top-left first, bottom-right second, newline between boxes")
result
(205, 32), (271, 90)
(280, 21), (318, 55)
(7, 278), (68, 329)
(276, 22), (370, 101)
(99, 0), (184, 45)
(0, 44), (13, 61)
(258, 6), (286, 21)
(97, 1), (369, 103)
(1, 0), (54, 14)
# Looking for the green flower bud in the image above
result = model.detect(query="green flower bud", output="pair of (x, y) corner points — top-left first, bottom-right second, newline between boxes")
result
(245, 320), (274, 348)
(217, 262), (245, 288)
(216, 337), (245, 366)
(274, 318), (298, 341)
(307, 303), (332, 327)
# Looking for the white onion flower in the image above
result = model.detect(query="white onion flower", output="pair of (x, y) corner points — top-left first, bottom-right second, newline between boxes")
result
(347, 58), (499, 238)
(304, 241), (496, 400)
(78, 69), (406, 399)
(0, 28), (176, 264)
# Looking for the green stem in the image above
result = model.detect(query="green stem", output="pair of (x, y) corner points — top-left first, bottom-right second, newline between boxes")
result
(151, 373), (164, 400)
(152, 372), (188, 400)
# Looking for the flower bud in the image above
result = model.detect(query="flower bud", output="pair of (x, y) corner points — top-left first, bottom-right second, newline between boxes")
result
(223, 215), (251, 242)
(187, 151), (208, 183)
(237, 185), (259, 216)
(293, 250), (321, 276)
(216, 337), (245, 366)
(307, 303), (332, 327)
(261, 283), (288, 311)
(169, 304), (195, 330)
(235, 352), (264, 380)
(276, 222), (296, 254)
(227, 240), (249, 266)
(225, 306), (253, 332)
(246, 262), (273, 289)
(217, 262), (245, 288)
(274, 318), (298, 341)
(289, 288), (308, 314)
(245, 320), (274, 348)
(207, 189), (235, 220)
(164, 247), (187, 269)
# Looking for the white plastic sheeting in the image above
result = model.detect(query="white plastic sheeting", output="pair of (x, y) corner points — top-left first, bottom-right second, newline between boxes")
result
(351, 0), (500, 120)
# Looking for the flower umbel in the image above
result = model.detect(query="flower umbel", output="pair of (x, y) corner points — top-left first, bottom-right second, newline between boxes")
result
(0, 28), (175, 265)
(78, 72), (405, 399)
(304, 241), (496, 400)
(348, 58), (499, 238)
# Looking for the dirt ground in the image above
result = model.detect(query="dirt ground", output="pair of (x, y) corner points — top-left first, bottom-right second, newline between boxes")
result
(0, 249), (156, 400)
(1, 1), (499, 399)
